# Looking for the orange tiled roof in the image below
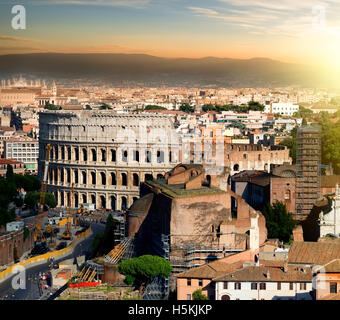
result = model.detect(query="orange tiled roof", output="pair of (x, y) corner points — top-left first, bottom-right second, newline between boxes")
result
(288, 242), (340, 265)
(213, 265), (313, 282)
(176, 261), (244, 279)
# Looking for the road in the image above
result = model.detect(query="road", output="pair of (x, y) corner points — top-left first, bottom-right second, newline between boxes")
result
(0, 222), (105, 300)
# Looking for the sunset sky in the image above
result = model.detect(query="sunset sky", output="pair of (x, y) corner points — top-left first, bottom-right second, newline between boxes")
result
(1, 0), (340, 70)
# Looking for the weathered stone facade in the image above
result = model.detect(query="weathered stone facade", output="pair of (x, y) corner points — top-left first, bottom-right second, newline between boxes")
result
(38, 111), (181, 210)
(0, 226), (34, 267)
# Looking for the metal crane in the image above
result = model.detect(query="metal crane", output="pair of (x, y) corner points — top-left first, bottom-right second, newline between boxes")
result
(34, 144), (53, 244)
(62, 182), (74, 240)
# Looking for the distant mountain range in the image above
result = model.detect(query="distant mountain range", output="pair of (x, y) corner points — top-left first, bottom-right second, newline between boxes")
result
(0, 53), (322, 88)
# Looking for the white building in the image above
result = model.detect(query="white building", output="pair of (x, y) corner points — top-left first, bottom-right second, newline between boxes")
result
(214, 265), (313, 300)
(4, 136), (39, 173)
(6, 221), (25, 232)
(319, 184), (340, 238)
(264, 103), (299, 116)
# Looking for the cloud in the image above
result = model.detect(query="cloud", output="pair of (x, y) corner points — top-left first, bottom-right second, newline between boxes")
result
(24, 0), (151, 8)
(188, 1), (340, 38)
(0, 35), (38, 42)
(217, 0), (330, 12)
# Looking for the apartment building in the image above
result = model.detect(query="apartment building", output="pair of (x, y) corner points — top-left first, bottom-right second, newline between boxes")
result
(4, 137), (39, 173)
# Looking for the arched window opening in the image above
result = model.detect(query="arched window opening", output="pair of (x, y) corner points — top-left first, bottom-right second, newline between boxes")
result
(111, 149), (116, 162)
(122, 150), (128, 162)
(101, 149), (106, 162)
(75, 148), (79, 161)
(121, 173), (127, 186)
(133, 150), (139, 162)
(83, 148), (87, 162)
(145, 150), (151, 163)
(82, 171), (86, 184)
(67, 147), (71, 161)
(133, 173), (139, 186)
(100, 196), (106, 209)
(111, 172), (116, 185)
(91, 194), (96, 206)
(100, 172), (106, 185)
(121, 197), (127, 210)
(91, 149), (97, 162)
(157, 150), (164, 163)
(91, 172), (96, 185)
(111, 196), (116, 210)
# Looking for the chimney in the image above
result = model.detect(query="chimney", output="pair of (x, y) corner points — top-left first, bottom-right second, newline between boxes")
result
(266, 270), (270, 280)
(250, 212), (260, 252)
(283, 260), (288, 273)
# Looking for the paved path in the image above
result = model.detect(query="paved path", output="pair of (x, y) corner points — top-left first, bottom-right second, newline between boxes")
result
(0, 222), (105, 300)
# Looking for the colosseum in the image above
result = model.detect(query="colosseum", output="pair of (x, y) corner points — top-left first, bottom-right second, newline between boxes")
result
(38, 111), (181, 210)
(39, 110), (291, 211)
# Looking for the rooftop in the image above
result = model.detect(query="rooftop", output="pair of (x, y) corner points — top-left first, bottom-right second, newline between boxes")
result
(145, 178), (226, 198)
(288, 242), (340, 265)
(176, 261), (244, 279)
(213, 265), (313, 283)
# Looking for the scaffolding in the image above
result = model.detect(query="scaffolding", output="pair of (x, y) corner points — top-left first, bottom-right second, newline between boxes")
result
(77, 260), (104, 282)
(295, 126), (321, 220)
(104, 238), (133, 264)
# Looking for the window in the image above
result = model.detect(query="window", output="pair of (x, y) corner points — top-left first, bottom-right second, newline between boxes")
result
(234, 282), (241, 290)
(187, 279), (191, 286)
(251, 283), (257, 290)
(284, 190), (291, 200)
(277, 282), (281, 290)
(260, 283), (266, 290)
(187, 294), (191, 300)
(289, 283), (294, 290)
(300, 283), (306, 290)
(157, 150), (164, 163)
(122, 150), (128, 162)
(111, 149), (116, 162)
(121, 173), (127, 186)
(145, 150), (151, 163)
(330, 282), (338, 294)
(223, 282), (228, 290)
(199, 279), (203, 287)
(133, 150), (139, 162)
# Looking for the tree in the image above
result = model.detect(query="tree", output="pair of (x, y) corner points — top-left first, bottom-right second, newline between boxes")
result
(102, 213), (116, 253)
(144, 105), (167, 110)
(262, 201), (296, 243)
(85, 104), (92, 110)
(44, 102), (61, 110)
(91, 213), (116, 257)
(99, 103), (112, 110)
(118, 255), (172, 293)
(179, 103), (194, 114)
(192, 289), (209, 300)
(91, 233), (104, 258)
(23, 226), (30, 241)
(247, 101), (265, 112)
(293, 106), (313, 118)
(24, 191), (57, 209)
(6, 164), (14, 182)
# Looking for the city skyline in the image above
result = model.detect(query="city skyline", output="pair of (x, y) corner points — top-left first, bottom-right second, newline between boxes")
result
(0, 0), (340, 70)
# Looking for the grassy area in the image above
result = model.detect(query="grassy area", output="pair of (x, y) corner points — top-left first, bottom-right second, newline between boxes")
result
(79, 284), (131, 294)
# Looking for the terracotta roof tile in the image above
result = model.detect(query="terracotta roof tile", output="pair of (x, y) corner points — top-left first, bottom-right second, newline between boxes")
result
(176, 261), (244, 279)
(288, 242), (340, 265)
(213, 265), (313, 282)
